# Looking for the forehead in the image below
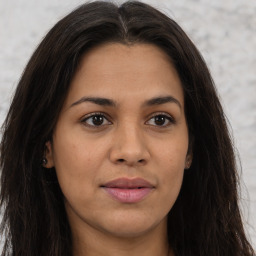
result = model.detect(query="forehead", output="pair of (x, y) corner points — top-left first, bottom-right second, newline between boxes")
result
(65, 43), (184, 108)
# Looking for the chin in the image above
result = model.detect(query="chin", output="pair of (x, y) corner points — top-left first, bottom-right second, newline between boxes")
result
(99, 212), (167, 238)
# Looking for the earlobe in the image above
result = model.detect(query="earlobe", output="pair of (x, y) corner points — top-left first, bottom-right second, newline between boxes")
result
(43, 141), (55, 168)
(185, 134), (194, 169)
(185, 154), (193, 169)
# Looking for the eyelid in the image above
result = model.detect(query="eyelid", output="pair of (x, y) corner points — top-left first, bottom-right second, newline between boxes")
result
(80, 112), (112, 127)
(145, 112), (175, 126)
(80, 111), (175, 128)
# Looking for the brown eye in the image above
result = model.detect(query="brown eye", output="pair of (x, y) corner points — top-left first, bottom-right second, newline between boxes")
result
(91, 115), (104, 126)
(81, 113), (111, 127)
(154, 115), (167, 126)
(146, 114), (174, 127)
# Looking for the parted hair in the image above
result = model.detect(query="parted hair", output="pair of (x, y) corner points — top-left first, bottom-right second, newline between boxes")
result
(0, 1), (254, 255)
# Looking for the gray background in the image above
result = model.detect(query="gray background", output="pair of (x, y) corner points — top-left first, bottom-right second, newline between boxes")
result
(0, 0), (255, 249)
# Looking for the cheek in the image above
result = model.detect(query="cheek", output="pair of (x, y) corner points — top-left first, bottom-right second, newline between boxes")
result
(153, 134), (188, 200)
(53, 127), (105, 169)
(154, 135), (188, 171)
(161, 154), (184, 192)
(52, 132), (106, 195)
(158, 156), (185, 214)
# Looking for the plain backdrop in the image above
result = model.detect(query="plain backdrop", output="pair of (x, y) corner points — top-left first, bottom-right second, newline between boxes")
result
(0, 0), (255, 249)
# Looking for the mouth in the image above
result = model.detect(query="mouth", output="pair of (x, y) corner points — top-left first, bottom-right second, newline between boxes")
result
(101, 178), (155, 203)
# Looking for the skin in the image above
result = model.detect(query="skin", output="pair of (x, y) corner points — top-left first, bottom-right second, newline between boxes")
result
(45, 43), (192, 256)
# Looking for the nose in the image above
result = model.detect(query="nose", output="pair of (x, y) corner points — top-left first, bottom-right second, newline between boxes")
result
(109, 124), (150, 166)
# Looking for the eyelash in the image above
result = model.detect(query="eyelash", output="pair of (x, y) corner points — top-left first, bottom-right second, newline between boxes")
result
(80, 112), (112, 128)
(80, 112), (175, 128)
(146, 112), (175, 127)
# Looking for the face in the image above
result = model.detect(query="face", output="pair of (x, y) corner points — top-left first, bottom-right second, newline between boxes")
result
(46, 43), (192, 239)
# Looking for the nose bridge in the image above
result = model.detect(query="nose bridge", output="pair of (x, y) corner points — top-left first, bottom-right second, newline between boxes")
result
(109, 119), (149, 165)
(120, 122), (142, 149)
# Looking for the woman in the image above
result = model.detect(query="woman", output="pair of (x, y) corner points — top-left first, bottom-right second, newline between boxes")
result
(0, 1), (254, 255)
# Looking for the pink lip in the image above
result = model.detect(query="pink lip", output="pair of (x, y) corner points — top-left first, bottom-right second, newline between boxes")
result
(101, 178), (154, 203)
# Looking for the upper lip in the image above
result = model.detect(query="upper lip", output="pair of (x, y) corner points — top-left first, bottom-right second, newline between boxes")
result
(102, 178), (154, 189)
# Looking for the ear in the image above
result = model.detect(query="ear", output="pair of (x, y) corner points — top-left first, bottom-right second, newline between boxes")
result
(185, 133), (194, 169)
(185, 153), (193, 170)
(44, 141), (55, 168)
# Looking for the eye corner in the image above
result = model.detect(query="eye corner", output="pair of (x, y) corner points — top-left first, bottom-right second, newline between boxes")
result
(80, 112), (112, 128)
(145, 112), (176, 128)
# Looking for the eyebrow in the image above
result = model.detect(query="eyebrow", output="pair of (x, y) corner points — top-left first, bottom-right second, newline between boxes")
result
(70, 95), (181, 109)
(70, 97), (116, 108)
(144, 96), (181, 109)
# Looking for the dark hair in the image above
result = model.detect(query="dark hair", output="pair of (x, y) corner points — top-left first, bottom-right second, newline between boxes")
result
(0, 1), (254, 255)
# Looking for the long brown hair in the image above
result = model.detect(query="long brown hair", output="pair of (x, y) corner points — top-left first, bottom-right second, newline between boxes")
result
(0, 1), (254, 255)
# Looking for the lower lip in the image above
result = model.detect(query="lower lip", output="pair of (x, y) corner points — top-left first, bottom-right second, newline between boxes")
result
(103, 187), (153, 203)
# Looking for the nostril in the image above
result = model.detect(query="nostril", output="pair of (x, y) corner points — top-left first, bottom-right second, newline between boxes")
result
(115, 158), (146, 164)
